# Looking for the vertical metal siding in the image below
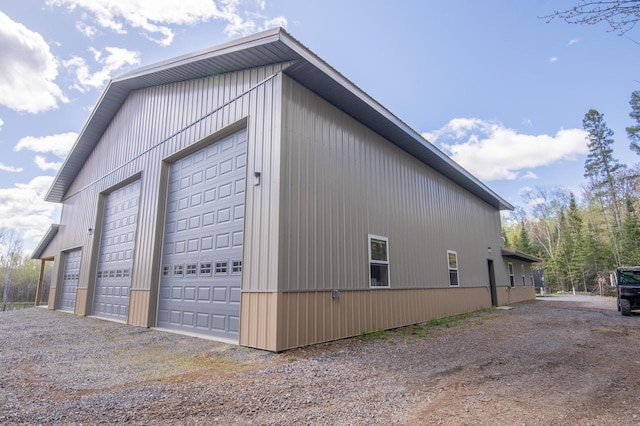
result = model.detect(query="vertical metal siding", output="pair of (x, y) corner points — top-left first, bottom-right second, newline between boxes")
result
(51, 64), (286, 320)
(280, 76), (504, 292)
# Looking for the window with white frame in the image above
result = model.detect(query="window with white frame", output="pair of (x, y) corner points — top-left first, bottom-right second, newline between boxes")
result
(508, 263), (515, 287)
(521, 265), (526, 285)
(447, 250), (459, 286)
(369, 235), (389, 288)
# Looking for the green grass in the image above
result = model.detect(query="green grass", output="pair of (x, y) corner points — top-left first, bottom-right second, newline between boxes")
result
(360, 328), (391, 340)
(358, 307), (497, 344)
(422, 308), (495, 329)
(400, 307), (496, 340)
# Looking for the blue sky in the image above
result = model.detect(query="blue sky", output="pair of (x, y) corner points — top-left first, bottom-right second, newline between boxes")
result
(1, 0), (640, 251)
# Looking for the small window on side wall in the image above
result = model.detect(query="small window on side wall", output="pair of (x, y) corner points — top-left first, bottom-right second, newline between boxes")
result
(521, 265), (526, 285)
(369, 235), (390, 288)
(508, 263), (515, 287)
(447, 250), (459, 286)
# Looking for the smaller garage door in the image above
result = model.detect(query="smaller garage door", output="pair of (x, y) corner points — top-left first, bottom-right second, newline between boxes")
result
(93, 180), (141, 320)
(60, 249), (81, 312)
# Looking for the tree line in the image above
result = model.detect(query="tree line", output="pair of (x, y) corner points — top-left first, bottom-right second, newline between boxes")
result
(503, 91), (640, 293)
(0, 229), (51, 308)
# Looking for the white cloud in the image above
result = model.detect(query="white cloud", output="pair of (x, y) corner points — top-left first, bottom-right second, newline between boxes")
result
(14, 132), (78, 158)
(0, 176), (60, 247)
(521, 171), (538, 180)
(76, 21), (98, 38)
(422, 118), (589, 181)
(549, 56), (559, 63)
(0, 11), (68, 113)
(0, 117), (3, 130)
(64, 46), (140, 92)
(34, 155), (62, 171)
(262, 16), (288, 30)
(0, 163), (23, 173)
(568, 38), (580, 46)
(47, 0), (288, 46)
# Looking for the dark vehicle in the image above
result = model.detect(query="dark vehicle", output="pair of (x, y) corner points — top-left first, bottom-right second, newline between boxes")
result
(615, 267), (640, 316)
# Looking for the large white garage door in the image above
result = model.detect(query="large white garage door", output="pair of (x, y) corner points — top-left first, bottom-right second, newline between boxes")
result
(60, 248), (81, 312)
(157, 130), (246, 341)
(93, 180), (141, 320)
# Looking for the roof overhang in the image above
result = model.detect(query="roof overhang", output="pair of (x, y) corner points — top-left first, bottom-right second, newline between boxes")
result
(31, 224), (59, 260)
(45, 28), (513, 211)
(501, 248), (542, 263)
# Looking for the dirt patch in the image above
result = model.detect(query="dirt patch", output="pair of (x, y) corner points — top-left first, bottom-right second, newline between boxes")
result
(2, 295), (639, 424)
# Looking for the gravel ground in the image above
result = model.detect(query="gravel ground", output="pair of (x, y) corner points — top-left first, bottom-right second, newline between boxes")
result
(1, 295), (639, 425)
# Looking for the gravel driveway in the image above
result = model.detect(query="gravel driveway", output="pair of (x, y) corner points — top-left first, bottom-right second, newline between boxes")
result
(1, 295), (639, 425)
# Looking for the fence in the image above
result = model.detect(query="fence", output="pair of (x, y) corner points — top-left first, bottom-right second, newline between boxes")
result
(1, 302), (35, 311)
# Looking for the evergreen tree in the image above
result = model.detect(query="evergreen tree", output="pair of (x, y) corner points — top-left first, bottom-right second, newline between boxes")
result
(515, 220), (533, 254)
(583, 109), (624, 231)
(627, 90), (640, 155)
(581, 221), (613, 291)
(560, 193), (585, 290)
(502, 229), (510, 249)
(621, 197), (640, 265)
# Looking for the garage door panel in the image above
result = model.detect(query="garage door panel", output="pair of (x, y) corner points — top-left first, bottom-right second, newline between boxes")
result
(229, 316), (240, 333)
(230, 287), (241, 303)
(158, 129), (246, 341)
(93, 180), (141, 321)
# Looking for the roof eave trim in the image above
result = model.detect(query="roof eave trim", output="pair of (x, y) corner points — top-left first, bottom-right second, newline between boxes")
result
(45, 81), (115, 203)
(113, 28), (283, 82)
(31, 224), (60, 259)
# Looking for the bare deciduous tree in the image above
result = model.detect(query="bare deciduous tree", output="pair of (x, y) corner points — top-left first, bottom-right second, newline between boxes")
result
(1, 229), (23, 311)
(542, 0), (640, 35)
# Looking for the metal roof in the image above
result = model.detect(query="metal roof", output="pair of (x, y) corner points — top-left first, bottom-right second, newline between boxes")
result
(31, 224), (59, 259)
(501, 248), (542, 263)
(45, 27), (513, 210)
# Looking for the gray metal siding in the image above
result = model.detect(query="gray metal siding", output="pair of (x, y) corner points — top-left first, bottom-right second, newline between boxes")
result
(280, 76), (504, 291)
(504, 258), (535, 287)
(50, 65), (284, 311)
(48, 190), (98, 296)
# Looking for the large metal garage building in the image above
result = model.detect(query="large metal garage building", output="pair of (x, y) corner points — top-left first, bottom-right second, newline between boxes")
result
(32, 28), (538, 352)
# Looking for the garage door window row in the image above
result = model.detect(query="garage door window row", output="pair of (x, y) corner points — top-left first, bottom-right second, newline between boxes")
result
(162, 260), (242, 278)
(96, 268), (131, 279)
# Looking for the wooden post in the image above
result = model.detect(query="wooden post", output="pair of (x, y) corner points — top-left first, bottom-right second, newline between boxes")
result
(34, 259), (46, 307)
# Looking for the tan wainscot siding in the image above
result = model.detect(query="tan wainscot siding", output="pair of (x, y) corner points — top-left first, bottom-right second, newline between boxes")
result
(48, 65), (286, 329)
(240, 75), (510, 351)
